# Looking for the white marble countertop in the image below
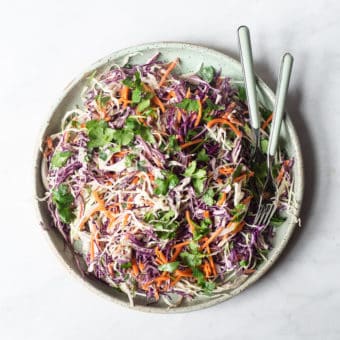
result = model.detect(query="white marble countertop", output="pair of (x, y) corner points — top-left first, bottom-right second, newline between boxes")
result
(1, 0), (340, 339)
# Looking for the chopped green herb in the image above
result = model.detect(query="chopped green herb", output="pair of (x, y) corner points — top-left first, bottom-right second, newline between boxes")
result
(121, 262), (132, 269)
(52, 184), (75, 224)
(260, 138), (269, 153)
(158, 261), (179, 273)
(95, 93), (111, 107)
(112, 128), (134, 146)
(168, 135), (180, 152)
(184, 161), (197, 177)
(198, 65), (215, 83)
(137, 99), (150, 112)
(51, 151), (72, 168)
(197, 149), (209, 162)
(176, 98), (199, 112)
(239, 260), (248, 268)
(230, 203), (247, 222)
(98, 150), (108, 161)
(202, 188), (215, 206)
(86, 120), (115, 149)
(238, 86), (247, 102)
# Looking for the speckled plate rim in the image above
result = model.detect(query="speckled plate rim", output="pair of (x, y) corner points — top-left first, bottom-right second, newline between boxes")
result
(34, 41), (304, 313)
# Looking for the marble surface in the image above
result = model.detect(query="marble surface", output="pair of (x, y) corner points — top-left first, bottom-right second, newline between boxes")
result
(1, 0), (339, 339)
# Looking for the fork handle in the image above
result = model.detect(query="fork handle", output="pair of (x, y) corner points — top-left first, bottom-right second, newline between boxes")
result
(268, 53), (294, 157)
(238, 26), (260, 130)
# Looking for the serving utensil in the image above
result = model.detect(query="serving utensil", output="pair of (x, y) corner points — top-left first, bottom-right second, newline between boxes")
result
(237, 26), (261, 159)
(254, 53), (294, 226)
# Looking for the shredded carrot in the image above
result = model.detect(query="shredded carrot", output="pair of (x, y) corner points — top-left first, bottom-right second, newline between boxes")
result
(206, 246), (217, 277)
(169, 90), (176, 98)
(158, 59), (178, 87)
(126, 196), (134, 209)
(202, 261), (211, 278)
(180, 138), (204, 150)
(112, 150), (128, 158)
(242, 195), (253, 205)
(203, 210), (210, 219)
(108, 263), (115, 277)
(244, 268), (256, 274)
(131, 176), (139, 185)
(170, 276), (182, 287)
(89, 233), (95, 261)
(262, 113), (273, 130)
(93, 191), (105, 208)
(185, 210), (195, 234)
(122, 214), (129, 226)
(79, 207), (100, 230)
(194, 99), (202, 127)
(218, 167), (234, 175)
(201, 226), (224, 250)
(138, 261), (145, 272)
(222, 221), (246, 240)
(154, 289), (160, 301)
(173, 240), (191, 248)
(155, 247), (167, 264)
(174, 269), (192, 278)
(152, 96), (165, 113)
(131, 258), (139, 276)
(119, 85), (130, 108)
(206, 118), (242, 137)
(185, 87), (191, 99)
(217, 192), (226, 206)
(276, 160), (290, 184)
(46, 137), (53, 149)
(233, 171), (254, 183)
(176, 108), (182, 124)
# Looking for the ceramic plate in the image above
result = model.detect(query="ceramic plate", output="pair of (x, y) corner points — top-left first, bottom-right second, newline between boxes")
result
(34, 42), (304, 313)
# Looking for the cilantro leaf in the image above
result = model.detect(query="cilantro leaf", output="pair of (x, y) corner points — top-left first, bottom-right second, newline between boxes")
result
(154, 178), (168, 195)
(238, 86), (247, 102)
(192, 178), (205, 194)
(147, 210), (179, 239)
(180, 251), (202, 267)
(52, 184), (75, 224)
(95, 93), (111, 107)
(260, 138), (269, 153)
(158, 261), (179, 273)
(132, 87), (142, 103)
(51, 151), (72, 168)
(239, 260), (248, 267)
(202, 188), (215, 206)
(176, 98), (199, 112)
(98, 150), (108, 161)
(230, 203), (247, 222)
(193, 218), (211, 240)
(168, 173), (180, 189)
(137, 99), (150, 112)
(197, 149), (209, 162)
(198, 65), (215, 83)
(154, 172), (179, 195)
(192, 267), (216, 294)
(121, 262), (132, 269)
(122, 78), (135, 88)
(111, 128), (134, 146)
(168, 135), (180, 152)
(86, 120), (115, 149)
(184, 161), (197, 177)
(184, 161), (207, 194)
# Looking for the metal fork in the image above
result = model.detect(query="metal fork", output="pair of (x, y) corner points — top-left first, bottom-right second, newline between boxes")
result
(254, 53), (294, 227)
